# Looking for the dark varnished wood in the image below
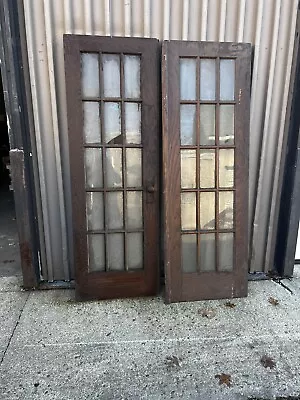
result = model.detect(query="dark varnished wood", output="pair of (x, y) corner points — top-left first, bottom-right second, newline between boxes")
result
(64, 35), (160, 301)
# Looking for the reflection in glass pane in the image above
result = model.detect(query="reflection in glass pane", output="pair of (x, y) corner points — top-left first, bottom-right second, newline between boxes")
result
(127, 233), (143, 270)
(88, 234), (105, 271)
(83, 102), (101, 143)
(200, 59), (216, 100)
(200, 149), (215, 188)
(200, 233), (215, 272)
(102, 54), (120, 97)
(181, 150), (196, 188)
(106, 192), (124, 229)
(200, 192), (215, 230)
(125, 103), (141, 144)
(219, 233), (234, 271)
(126, 148), (142, 187)
(219, 191), (234, 229)
(200, 105), (215, 145)
(124, 55), (141, 98)
(104, 102), (122, 144)
(181, 192), (196, 230)
(106, 148), (123, 188)
(182, 234), (197, 272)
(219, 149), (234, 188)
(127, 191), (143, 229)
(84, 148), (103, 188)
(219, 105), (234, 145)
(86, 192), (104, 231)
(180, 105), (197, 145)
(81, 53), (99, 98)
(107, 233), (124, 271)
(220, 59), (235, 101)
(180, 58), (197, 100)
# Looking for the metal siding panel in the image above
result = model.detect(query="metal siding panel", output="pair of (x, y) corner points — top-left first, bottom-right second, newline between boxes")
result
(22, 0), (299, 281)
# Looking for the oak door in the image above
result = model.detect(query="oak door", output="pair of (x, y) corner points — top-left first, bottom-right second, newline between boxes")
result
(64, 35), (160, 300)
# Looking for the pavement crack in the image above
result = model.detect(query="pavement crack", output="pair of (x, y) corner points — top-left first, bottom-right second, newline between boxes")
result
(0, 292), (30, 366)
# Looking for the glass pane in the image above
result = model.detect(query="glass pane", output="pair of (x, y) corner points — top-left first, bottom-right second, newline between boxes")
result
(219, 149), (234, 188)
(124, 55), (141, 98)
(200, 105), (215, 145)
(180, 105), (197, 145)
(200, 233), (215, 272)
(219, 191), (234, 229)
(127, 233), (143, 270)
(107, 233), (124, 271)
(106, 148), (123, 188)
(200, 59), (216, 100)
(125, 102), (141, 144)
(200, 192), (215, 230)
(181, 192), (196, 230)
(104, 102), (122, 144)
(219, 233), (234, 271)
(182, 234), (197, 273)
(83, 102), (101, 143)
(126, 148), (142, 187)
(220, 59), (235, 101)
(219, 105), (234, 145)
(180, 58), (196, 100)
(88, 234), (105, 272)
(102, 54), (120, 98)
(200, 149), (215, 188)
(106, 192), (124, 229)
(127, 191), (143, 229)
(81, 53), (99, 98)
(84, 148), (103, 188)
(86, 192), (104, 231)
(181, 150), (196, 189)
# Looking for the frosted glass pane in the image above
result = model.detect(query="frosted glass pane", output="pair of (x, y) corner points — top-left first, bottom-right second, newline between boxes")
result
(107, 233), (124, 271)
(220, 59), (235, 101)
(104, 102), (122, 144)
(219, 105), (234, 145)
(200, 105), (215, 145)
(200, 150), (215, 188)
(83, 102), (101, 143)
(86, 192), (104, 231)
(180, 58), (196, 100)
(181, 192), (196, 230)
(127, 233), (143, 270)
(81, 53), (99, 98)
(182, 234), (197, 273)
(125, 103), (141, 144)
(127, 191), (143, 229)
(102, 54), (120, 97)
(200, 192), (215, 230)
(106, 192), (124, 229)
(181, 150), (196, 189)
(200, 59), (216, 100)
(219, 149), (234, 188)
(219, 191), (234, 229)
(88, 234), (105, 272)
(126, 148), (142, 187)
(106, 148), (123, 188)
(84, 148), (103, 188)
(200, 233), (215, 272)
(219, 233), (234, 271)
(124, 55), (141, 98)
(180, 105), (197, 145)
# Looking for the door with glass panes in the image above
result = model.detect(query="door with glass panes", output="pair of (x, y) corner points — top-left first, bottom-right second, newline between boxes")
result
(64, 36), (160, 300)
(163, 41), (251, 302)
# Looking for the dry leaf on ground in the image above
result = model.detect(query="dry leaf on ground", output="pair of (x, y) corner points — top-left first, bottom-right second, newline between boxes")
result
(215, 373), (232, 387)
(199, 308), (217, 319)
(268, 297), (279, 306)
(224, 301), (236, 308)
(260, 355), (276, 369)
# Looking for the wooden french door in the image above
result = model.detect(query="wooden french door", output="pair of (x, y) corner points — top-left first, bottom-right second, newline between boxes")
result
(162, 41), (251, 302)
(64, 35), (160, 300)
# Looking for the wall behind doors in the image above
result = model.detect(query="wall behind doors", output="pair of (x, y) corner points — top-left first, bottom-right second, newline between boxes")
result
(22, 0), (298, 281)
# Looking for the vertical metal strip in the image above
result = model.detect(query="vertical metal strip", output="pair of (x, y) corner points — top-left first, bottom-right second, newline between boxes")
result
(143, 0), (151, 37)
(124, 0), (131, 37)
(84, 0), (93, 35)
(219, 0), (227, 42)
(163, 0), (170, 40)
(104, 0), (111, 36)
(182, 0), (189, 40)
(201, 0), (208, 41)
(237, 0), (246, 42)
(63, 0), (73, 34)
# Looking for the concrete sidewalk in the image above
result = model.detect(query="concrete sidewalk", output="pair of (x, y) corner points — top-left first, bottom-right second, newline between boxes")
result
(1, 272), (300, 400)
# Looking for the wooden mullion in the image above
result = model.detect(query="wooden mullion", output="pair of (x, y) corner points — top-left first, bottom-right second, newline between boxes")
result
(196, 56), (201, 273)
(215, 57), (220, 273)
